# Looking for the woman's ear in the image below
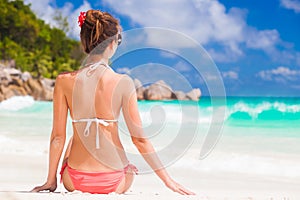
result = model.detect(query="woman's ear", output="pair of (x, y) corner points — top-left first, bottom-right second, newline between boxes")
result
(110, 40), (118, 52)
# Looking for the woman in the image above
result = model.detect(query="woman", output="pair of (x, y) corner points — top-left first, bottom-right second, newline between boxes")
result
(31, 10), (194, 195)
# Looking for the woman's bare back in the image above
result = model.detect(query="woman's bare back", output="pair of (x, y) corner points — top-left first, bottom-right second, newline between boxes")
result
(58, 65), (129, 172)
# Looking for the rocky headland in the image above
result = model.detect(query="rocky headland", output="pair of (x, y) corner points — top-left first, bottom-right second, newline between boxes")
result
(0, 62), (54, 102)
(133, 79), (201, 101)
(0, 63), (201, 102)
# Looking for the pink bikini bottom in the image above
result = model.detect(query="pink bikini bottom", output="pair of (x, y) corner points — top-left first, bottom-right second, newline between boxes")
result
(60, 162), (137, 194)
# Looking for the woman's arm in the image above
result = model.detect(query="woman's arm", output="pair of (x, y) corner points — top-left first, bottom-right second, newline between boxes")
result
(121, 76), (195, 195)
(31, 75), (68, 192)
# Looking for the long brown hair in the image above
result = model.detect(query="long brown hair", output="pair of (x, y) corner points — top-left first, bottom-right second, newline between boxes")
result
(80, 10), (121, 54)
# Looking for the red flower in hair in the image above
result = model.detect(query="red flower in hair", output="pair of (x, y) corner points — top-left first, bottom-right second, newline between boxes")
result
(78, 12), (86, 27)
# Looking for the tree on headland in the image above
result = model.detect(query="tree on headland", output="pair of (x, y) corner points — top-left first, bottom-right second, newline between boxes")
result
(0, 0), (84, 79)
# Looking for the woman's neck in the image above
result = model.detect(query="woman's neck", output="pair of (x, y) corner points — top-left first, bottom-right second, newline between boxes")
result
(86, 55), (109, 66)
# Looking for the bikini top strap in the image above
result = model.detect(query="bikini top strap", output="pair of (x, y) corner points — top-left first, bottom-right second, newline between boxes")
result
(72, 118), (118, 149)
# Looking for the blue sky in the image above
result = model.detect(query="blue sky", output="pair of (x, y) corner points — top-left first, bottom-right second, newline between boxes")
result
(24, 0), (300, 96)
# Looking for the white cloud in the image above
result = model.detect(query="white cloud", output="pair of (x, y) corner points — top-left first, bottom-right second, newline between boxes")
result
(281, 0), (300, 13)
(208, 46), (243, 63)
(204, 74), (219, 81)
(173, 61), (191, 72)
(116, 67), (131, 74)
(24, 0), (59, 26)
(297, 52), (300, 66)
(102, 0), (282, 61)
(23, 0), (298, 66)
(257, 66), (300, 83)
(160, 51), (177, 58)
(103, 0), (243, 46)
(245, 29), (280, 50)
(222, 71), (239, 80)
(23, 0), (91, 39)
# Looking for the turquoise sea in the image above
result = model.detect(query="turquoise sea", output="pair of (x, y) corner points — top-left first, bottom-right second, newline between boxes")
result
(0, 96), (300, 177)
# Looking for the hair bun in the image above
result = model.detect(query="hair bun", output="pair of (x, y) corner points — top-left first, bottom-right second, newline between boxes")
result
(80, 9), (121, 54)
(84, 10), (102, 26)
(93, 10), (103, 22)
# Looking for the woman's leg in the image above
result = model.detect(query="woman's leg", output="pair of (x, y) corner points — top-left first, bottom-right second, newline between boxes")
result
(115, 166), (136, 194)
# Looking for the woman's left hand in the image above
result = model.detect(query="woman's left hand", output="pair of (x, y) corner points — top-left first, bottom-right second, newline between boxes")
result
(165, 178), (195, 195)
(31, 181), (57, 192)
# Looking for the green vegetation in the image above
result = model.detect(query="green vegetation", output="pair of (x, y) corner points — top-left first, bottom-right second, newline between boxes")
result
(0, 0), (84, 78)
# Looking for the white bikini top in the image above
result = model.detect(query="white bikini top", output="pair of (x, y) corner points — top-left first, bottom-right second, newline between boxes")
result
(72, 118), (118, 149)
(72, 60), (118, 149)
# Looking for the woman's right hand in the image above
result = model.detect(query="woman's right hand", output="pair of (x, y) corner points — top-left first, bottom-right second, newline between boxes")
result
(165, 178), (195, 195)
(31, 181), (57, 193)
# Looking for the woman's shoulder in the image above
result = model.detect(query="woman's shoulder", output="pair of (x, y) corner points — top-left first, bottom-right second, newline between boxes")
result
(113, 74), (136, 94)
(115, 73), (134, 85)
(54, 71), (78, 89)
(56, 71), (77, 81)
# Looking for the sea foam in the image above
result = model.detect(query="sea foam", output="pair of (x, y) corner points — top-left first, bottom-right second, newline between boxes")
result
(226, 101), (300, 121)
(0, 96), (35, 111)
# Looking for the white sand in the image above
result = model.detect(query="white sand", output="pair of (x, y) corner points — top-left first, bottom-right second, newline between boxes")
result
(1, 135), (300, 199)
